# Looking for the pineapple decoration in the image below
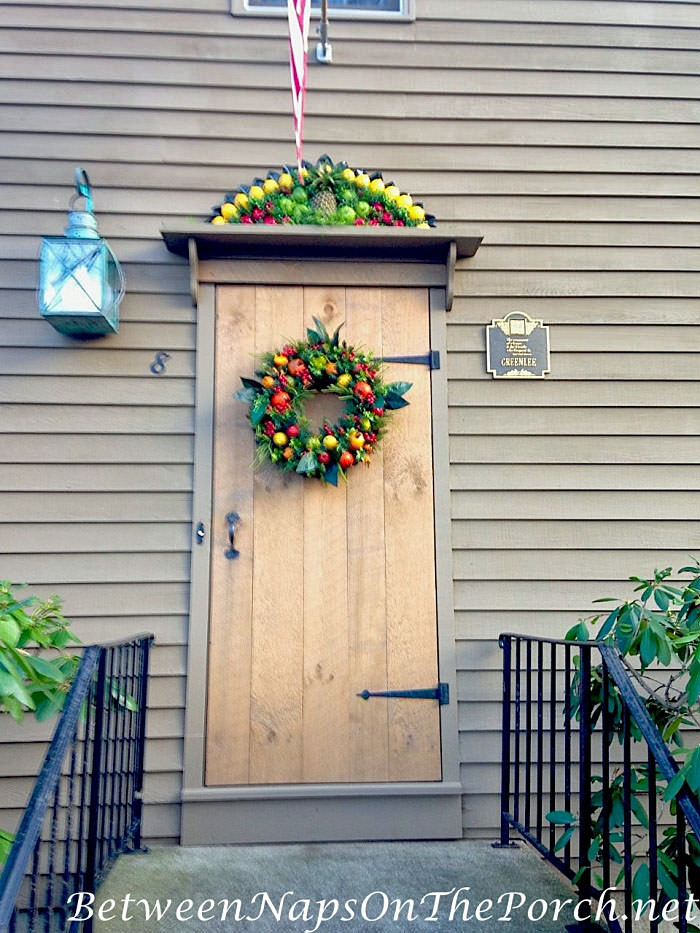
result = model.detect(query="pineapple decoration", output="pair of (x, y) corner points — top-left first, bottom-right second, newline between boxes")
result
(209, 154), (436, 229)
(308, 155), (345, 218)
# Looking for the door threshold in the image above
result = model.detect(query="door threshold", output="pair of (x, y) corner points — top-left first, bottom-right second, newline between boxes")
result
(182, 780), (462, 802)
(181, 784), (463, 845)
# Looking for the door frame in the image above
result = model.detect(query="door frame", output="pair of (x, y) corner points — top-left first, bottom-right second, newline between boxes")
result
(180, 259), (463, 844)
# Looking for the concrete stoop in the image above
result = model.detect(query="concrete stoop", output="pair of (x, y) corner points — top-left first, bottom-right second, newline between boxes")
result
(86, 839), (591, 932)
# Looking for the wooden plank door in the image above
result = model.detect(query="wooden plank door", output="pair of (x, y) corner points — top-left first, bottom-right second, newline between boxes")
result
(205, 285), (441, 786)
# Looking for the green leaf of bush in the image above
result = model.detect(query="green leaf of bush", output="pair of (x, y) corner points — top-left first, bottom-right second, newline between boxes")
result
(0, 616), (20, 648)
(664, 767), (687, 801)
(546, 810), (576, 824)
(553, 826), (575, 853)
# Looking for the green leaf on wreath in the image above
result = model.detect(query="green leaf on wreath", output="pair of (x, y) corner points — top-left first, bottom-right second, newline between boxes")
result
(312, 317), (331, 344)
(324, 462), (339, 486)
(385, 392), (410, 410)
(387, 381), (412, 398)
(235, 386), (259, 404)
(307, 328), (322, 344)
(250, 394), (268, 426)
(331, 322), (344, 347)
(241, 377), (264, 390)
(296, 451), (318, 474)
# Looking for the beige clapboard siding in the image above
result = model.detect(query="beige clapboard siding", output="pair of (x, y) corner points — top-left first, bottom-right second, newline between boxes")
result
(5, 0), (700, 32)
(4, 0), (700, 28)
(452, 297), (700, 324)
(3, 14), (700, 48)
(2, 33), (697, 74)
(9, 186), (700, 221)
(6, 60), (700, 99)
(8, 107), (700, 148)
(455, 611), (606, 642)
(8, 81), (700, 125)
(449, 408), (700, 435)
(451, 324), (700, 352)
(448, 353), (700, 381)
(10, 237), (700, 269)
(3, 290), (192, 327)
(450, 462), (700, 488)
(0, 583), (188, 617)
(0, 292), (196, 325)
(0, 320), (195, 350)
(453, 550), (700, 581)
(1, 1), (696, 843)
(7, 167), (700, 199)
(0, 524), (190, 553)
(452, 521), (700, 551)
(0, 464), (193, 491)
(5, 138), (700, 175)
(0, 803), (181, 845)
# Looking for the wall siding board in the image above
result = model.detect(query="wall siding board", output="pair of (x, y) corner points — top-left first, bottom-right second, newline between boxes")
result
(5, 62), (700, 98)
(0, 1), (694, 844)
(8, 83), (700, 125)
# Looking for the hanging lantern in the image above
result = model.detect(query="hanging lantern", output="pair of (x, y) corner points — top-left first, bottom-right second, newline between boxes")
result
(38, 168), (124, 337)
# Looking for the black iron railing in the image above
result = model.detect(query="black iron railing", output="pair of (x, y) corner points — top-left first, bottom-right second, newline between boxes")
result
(0, 635), (153, 933)
(499, 633), (700, 933)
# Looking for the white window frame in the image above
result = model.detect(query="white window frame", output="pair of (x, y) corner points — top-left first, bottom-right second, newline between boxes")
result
(230, 0), (414, 22)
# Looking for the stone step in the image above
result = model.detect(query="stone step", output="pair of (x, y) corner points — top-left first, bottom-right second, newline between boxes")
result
(87, 839), (589, 932)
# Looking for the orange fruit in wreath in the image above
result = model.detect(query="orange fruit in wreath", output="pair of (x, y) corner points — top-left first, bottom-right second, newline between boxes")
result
(271, 391), (291, 412)
(339, 451), (355, 470)
(282, 446), (294, 460)
(262, 376), (275, 389)
(273, 354), (289, 368)
(288, 358), (305, 376)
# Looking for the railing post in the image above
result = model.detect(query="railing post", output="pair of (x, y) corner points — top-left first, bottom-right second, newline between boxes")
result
(577, 645), (593, 908)
(132, 637), (152, 852)
(83, 648), (107, 932)
(496, 635), (514, 847)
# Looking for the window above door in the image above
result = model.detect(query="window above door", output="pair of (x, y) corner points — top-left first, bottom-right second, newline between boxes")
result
(231, 0), (414, 21)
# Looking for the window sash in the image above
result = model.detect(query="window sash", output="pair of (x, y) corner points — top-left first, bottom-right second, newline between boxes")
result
(231, 0), (413, 19)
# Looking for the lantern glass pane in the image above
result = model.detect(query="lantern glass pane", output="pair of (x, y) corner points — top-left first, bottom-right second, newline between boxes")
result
(40, 239), (106, 314)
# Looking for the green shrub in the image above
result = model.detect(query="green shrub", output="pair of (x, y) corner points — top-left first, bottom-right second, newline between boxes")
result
(0, 580), (80, 723)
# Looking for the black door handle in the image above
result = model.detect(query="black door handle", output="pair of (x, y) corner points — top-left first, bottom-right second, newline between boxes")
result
(225, 512), (240, 559)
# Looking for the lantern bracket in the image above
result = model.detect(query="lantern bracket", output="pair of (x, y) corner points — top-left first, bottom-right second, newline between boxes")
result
(70, 167), (94, 214)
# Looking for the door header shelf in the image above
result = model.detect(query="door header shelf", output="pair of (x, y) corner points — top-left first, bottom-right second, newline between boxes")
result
(161, 223), (482, 311)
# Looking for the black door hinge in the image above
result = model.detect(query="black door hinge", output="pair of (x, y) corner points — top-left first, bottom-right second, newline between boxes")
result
(381, 350), (440, 370)
(357, 683), (449, 706)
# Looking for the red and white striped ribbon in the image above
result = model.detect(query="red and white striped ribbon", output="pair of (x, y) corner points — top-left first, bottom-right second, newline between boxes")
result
(288, 0), (311, 178)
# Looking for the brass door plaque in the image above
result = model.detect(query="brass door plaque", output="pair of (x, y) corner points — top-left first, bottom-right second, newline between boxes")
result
(486, 311), (550, 379)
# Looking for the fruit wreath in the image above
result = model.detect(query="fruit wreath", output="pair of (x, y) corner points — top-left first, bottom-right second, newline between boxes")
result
(235, 318), (411, 486)
(209, 154), (435, 228)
